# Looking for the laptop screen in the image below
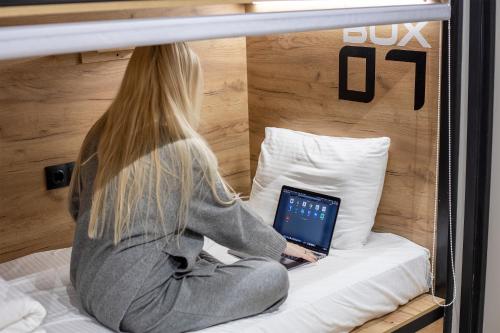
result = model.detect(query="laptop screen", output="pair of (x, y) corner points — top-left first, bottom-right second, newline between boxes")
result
(273, 186), (340, 254)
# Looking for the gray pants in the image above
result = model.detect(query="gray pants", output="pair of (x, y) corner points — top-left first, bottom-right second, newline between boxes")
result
(121, 256), (289, 333)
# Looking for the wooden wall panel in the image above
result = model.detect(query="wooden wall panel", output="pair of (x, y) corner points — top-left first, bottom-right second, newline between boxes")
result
(247, 22), (440, 250)
(0, 34), (249, 261)
(0, 3), (244, 26)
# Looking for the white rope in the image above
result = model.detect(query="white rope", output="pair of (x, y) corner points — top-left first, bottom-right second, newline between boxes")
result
(431, 18), (456, 307)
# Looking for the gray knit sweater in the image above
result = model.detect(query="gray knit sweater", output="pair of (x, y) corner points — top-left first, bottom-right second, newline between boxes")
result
(68, 132), (287, 332)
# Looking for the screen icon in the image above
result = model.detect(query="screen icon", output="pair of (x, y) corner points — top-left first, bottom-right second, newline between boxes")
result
(321, 206), (327, 212)
(290, 198), (295, 204)
(315, 204), (320, 210)
(320, 213), (325, 220)
(302, 201), (307, 207)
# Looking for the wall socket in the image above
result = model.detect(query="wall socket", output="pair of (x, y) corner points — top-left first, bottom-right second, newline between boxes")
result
(45, 162), (75, 190)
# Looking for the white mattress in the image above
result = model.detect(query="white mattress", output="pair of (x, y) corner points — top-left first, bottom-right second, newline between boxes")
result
(0, 232), (430, 333)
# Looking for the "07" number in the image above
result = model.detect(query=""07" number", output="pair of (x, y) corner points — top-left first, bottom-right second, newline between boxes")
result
(338, 46), (427, 111)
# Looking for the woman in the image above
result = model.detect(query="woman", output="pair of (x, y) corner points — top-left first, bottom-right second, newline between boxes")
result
(68, 43), (316, 333)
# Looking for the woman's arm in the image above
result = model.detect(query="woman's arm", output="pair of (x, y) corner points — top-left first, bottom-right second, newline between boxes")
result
(187, 177), (318, 263)
(187, 179), (287, 261)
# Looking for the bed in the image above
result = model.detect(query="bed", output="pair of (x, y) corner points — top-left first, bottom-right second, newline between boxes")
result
(0, 232), (430, 333)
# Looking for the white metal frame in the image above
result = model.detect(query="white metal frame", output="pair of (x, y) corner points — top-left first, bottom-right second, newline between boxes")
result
(0, 3), (450, 60)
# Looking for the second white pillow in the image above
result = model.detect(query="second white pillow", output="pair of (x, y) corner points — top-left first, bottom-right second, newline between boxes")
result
(248, 127), (390, 249)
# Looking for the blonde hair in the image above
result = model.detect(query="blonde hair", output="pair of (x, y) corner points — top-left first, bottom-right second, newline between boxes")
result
(69, 43), (236, 244)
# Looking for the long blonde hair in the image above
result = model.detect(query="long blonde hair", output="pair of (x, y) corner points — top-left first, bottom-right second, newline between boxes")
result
(69, 43), (236, 244)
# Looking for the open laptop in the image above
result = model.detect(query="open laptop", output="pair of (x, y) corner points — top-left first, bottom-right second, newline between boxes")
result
(274, 186), (341, 269)
(229, 185), (341, 270)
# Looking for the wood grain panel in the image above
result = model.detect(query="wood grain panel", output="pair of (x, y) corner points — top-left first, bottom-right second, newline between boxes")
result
(0, 27), (249, 261)
(247, 22), (440, 250)
(352, 294), (444, 332)
(0, 3), (245, 26)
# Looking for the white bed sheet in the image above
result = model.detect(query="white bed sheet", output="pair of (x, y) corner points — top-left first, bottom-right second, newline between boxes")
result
(0, 232), (430, 333)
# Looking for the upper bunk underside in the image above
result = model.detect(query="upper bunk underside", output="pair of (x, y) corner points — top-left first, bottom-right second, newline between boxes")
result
(0, 0), (449, 60)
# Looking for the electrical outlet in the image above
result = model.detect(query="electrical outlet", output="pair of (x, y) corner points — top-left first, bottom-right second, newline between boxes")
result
(45, 162), (75, 190)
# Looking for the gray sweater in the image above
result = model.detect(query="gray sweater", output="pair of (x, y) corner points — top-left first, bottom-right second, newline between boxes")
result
(69, 133), (287, 332)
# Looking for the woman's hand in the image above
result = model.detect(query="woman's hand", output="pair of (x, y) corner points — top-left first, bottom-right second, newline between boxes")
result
(283, 242), (318, 263)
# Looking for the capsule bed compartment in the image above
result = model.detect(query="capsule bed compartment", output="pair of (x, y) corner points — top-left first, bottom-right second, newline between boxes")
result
(0, 2), (447, 332)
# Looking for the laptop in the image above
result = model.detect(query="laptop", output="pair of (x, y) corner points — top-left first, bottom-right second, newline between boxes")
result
(229, 185), (341, 270)
(273, 185), (341, 269)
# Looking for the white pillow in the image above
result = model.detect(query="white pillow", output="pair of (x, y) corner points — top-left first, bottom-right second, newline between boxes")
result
(0, 277), (47, 333)
(248, 127), (390, 249)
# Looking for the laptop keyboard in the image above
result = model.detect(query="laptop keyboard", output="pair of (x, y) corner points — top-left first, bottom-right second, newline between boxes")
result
(282, 253), (325, 261)
(283, 254), (305, 261)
